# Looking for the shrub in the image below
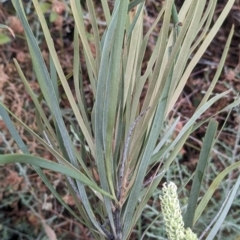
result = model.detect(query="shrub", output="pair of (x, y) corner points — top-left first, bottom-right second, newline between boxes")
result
(0, 0), (239, 239)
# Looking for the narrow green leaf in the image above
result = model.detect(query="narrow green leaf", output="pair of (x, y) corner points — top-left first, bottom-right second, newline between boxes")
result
(101, 0), (111, 24)
(1, 100), (108, 237)
(168, 0), (235, 112)
(49, 53), (59, 102)
(168, 0), (206, 97)
(126, 2), (144, 41)
(103, 0), (129, 197)
(0, 102), (79, 168)
(129, 0), (176, 154)
(128, 0), (144, 11)
(167, 91), (229, 153)
(197, 25), (234, 110)
(0, 154), (114, 200)
(205, 176), (240, 240)
(193, 97), (240, 133)
(124, 4), (144, 106)
(86, 0), (101, 72)
(184, 119), (218, 228)
(190, 0), (217, 54)
(133, 170), (166, 232)
(71, 0), (97, 78)
(0, 104), (92, 228)
(12, 0), (79, 169)
(123, 58), (173, 239)
(0, 104), (29, 153)
(194, 161), (240, 224)
(94, 8), (119, 199)
(37, 170), (92, 228)
(73, 26), (90, 132)
(151, 116), (180, 163)
(13, 59), (56, 140)
(32, 0), (95, 155)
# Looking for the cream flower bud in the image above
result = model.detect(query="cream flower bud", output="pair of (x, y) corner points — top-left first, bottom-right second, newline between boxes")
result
(160, 182), (198, 240)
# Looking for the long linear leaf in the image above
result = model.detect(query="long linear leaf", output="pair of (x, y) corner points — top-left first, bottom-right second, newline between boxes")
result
(197, 25), (234, 110)
(103, 0), (129, 197)
(86, 0), (101, 72)
(122, 44), (174, 238)
(167, 91), (229, 153)
(184, 119), (218, 228)
(127, 0), (174, 181)
(32, 0), (95, 155)
(13, 2), (102, 232)
(13, 59), (56, 140)
(0, 104), (29, 154)
(0, 105), (93, 229)
(194, 161), (240, 224)
(12, 0), (78, 169)
(93, 3), (121, 236)
(169, 0), (206, 96)
(0, 154), (114, 199)
(0, 102), (84, 170)
(70, 0), (96, 78)
(168, 0), (235, 113)
(10, 2), (110, 235)
(101, 0), (111, 24)
(205, 176), (240, 240)
(73, 27), (92, 135)
(128, 0), (144, 11)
